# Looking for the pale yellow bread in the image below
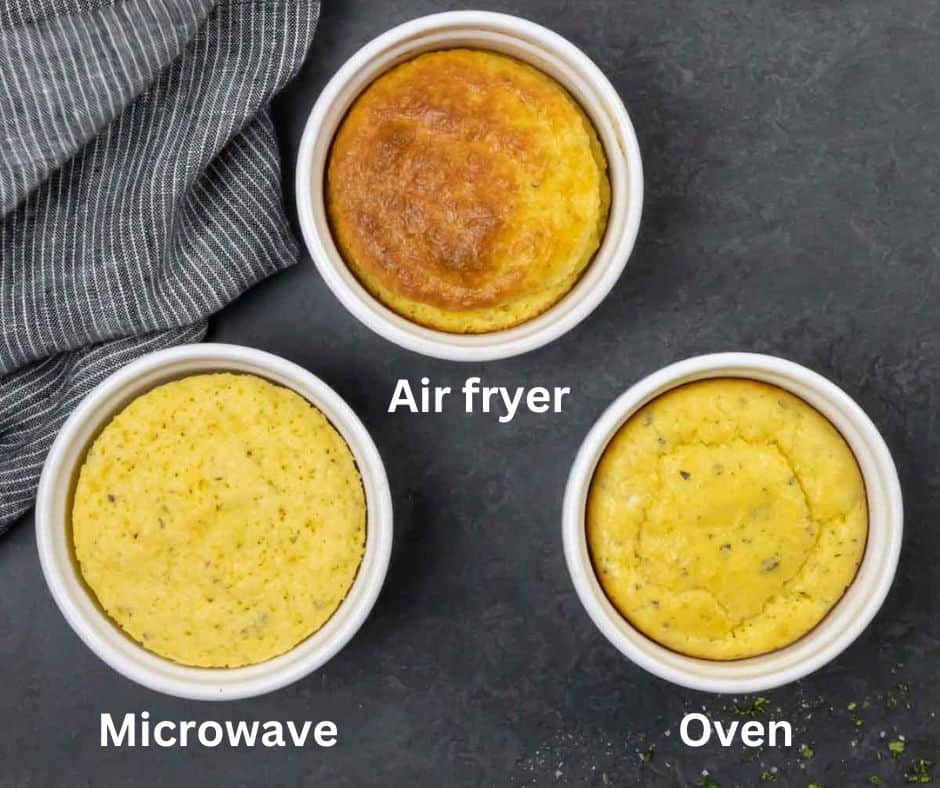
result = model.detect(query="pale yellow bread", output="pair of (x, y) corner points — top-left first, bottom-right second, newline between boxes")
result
(72, 373), (366, 668)
(326, 48), (610, 333)
(587, 378), (868, 660)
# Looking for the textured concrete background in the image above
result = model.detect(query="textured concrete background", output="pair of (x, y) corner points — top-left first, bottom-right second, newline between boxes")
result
(2, 0), (939, 785)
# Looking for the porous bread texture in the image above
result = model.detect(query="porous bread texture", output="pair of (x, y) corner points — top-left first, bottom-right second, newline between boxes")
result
(587, 379), (868, 660)
(72, 373), (366, 668)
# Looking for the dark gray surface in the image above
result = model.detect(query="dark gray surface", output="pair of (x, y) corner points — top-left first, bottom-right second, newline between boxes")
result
(2, 1), (938, 785)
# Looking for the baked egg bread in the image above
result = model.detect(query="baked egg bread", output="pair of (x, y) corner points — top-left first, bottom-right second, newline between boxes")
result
(72, 373), (366, 668)
(326, 49), (610, 333)
(587, 378), (868, 660)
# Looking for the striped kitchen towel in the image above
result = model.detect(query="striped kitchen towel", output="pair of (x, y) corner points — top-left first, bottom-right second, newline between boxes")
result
(0, 0), (319, 530)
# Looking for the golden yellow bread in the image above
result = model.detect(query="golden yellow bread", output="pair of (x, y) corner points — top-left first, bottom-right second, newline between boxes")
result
(587, 379), (868, 660)
(72, 373), (365, 668)
(326, 49), (610, 333)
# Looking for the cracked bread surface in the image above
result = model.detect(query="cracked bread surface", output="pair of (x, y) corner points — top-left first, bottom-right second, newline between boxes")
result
(587, 378), (867, 660)
(72, 373), (366, 668)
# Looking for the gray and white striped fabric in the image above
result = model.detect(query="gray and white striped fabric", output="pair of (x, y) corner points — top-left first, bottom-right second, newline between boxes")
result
(0, 0), (319, 530)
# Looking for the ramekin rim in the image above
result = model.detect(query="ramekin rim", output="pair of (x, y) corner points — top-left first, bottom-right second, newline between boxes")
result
(35, 343), (393, 701)
(295, 10), (644, 361)
(562, 352), (903, 693)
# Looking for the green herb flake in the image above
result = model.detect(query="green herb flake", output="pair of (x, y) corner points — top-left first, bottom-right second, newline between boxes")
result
(904, 759), (934, 784)
(847, 702), (857, 711)
(732, 696), (772, 716)
(800, 744), (815, 759)
(868, 777), (884, 786)
(639, 745), (655, 763)
(760, 771), (778, 783)
(698, 778), (720, 788)
(889, 741), (906, 756)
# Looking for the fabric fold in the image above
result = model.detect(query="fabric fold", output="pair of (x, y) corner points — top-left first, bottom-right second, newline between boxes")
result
(0, 0), (217, 215)
(0, 0), (320, 529)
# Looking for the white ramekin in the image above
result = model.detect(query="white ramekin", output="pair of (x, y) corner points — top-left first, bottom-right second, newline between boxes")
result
(36, 344), (393, 701)
(295, 11), (644, 362)
(563, 352), (903, 694)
